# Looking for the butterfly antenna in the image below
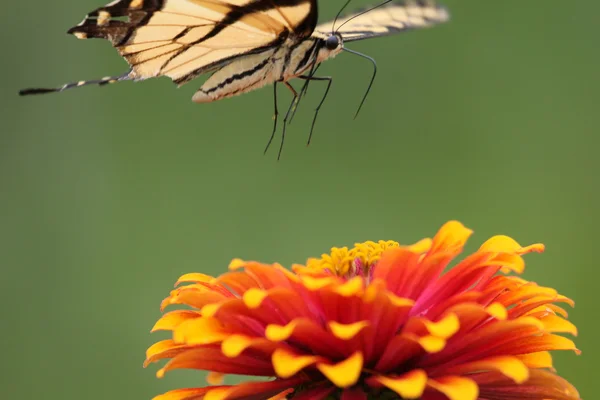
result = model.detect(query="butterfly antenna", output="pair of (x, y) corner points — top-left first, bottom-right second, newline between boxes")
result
(332, 0), (353, 33)
(19, 71), (132, 96)
(335, 0), (392, 33)
(343, 48), (377, 119)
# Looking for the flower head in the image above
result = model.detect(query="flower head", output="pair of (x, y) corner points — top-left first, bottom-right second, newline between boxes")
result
(145, 221), (580, 400)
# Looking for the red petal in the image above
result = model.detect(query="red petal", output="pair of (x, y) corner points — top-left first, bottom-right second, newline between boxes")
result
(340, 387), (368, 400)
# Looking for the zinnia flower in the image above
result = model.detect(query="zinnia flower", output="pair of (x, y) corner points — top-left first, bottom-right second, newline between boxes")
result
(145, 221), (580, 400)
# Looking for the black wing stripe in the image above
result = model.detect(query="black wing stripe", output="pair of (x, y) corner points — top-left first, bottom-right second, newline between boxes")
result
(172, 39), (284, 85)
(293, 39), (319, 74)
(202, 56), (271, 95)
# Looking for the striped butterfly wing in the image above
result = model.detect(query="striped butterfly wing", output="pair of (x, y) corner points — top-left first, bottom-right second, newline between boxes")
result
(69, 0), (318, 85)
(315, 0), (449, 42)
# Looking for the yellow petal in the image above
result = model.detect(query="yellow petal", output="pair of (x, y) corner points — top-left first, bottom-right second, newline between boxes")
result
(455, 356), (529, 383)
(423, 314), (459, 339)
(317, 352), (363, 388)
(266, 321), (298, 341)
(173, 318), (230, 345)
(485, 302), (507, 320)
(428, 376), (478, 400)
(328, 321), (370, 340)
(206, 371), (224, 385)
(541, 314), (578, 335)
(478, 235), (523, 253)
(518, 351), (553, 369)
(153, 388), (212, 400)
(205, 387), (231, 400)
(243, 288), (268, 309)
(221, 334), (253, 358)
(407, 238), (432, 254)
(175, 273), (215, 286)
(387, 293), (415, 308)
(200, 303), (222, 318)
(430, 221), (473, 253)
(405, 334), (446, 353)
(152, 310), (199, 332)
(228, 258), (246, 270)
(272, 348), (319, 378)
(335, 277), (364, 296)
(301, 276), (337, 290)
(375, 370), (427, 399)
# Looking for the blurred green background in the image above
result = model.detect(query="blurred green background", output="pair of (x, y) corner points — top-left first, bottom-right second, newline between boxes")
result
(1, 0), (597, 398)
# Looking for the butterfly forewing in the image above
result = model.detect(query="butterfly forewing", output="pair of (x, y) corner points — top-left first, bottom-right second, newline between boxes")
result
(315, 0), (449, 42)
(69, 0), (316, 84)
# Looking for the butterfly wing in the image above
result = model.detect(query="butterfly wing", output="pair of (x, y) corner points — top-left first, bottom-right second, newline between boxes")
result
(69, 0), (318, 85)
(315, 0), (448, 42)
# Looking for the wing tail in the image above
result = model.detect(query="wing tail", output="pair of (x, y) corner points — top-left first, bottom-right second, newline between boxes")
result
(19, 72), (132, 96)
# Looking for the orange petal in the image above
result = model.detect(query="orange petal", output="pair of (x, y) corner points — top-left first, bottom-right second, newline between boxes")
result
(216, 271), (262, 295)
(204, 378), (305, 400)
(474, 369), (579, 400)
(374, 370), (427, 399)
(157, 348), (274, 378)
(153, 387), (211, 400)
(161, 287), (226, 311)
(272, 348), (320, 378)
(427, 376), (478, 400)
(522, 333), (581, 354)
(448, 356), (529, 383)
(328, 321), (370, 340)
(317, 352), (363, 388)
(144, 339), (190, 366)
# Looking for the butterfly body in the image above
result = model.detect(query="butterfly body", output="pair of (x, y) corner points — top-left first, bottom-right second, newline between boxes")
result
(192, 34), (341, 103)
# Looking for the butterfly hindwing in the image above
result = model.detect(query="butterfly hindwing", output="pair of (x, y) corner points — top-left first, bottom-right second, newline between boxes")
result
(315, 0), (449, 42)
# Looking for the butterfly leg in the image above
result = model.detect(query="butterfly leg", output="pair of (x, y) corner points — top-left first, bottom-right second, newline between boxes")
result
(278, 82), (299, 160)
(264, 83), (279, 155)
(297, 75), (333, 146)
(289, 63), (322, 124)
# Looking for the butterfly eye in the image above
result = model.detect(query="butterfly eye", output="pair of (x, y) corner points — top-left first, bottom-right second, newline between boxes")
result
(325, 35), (339, 50)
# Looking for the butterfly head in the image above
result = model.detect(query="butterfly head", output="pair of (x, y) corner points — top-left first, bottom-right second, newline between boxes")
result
(325, 33), (342, 50)
(317, 33), (343, 63)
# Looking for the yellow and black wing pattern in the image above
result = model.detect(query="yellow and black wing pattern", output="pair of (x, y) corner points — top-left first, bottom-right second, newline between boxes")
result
(316, 0), (449, 42)
(20, 0), (318, 95)
(70, 0), (317, 84)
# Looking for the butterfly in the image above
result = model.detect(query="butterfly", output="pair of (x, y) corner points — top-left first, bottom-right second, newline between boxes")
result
(19, 0), (449, 158)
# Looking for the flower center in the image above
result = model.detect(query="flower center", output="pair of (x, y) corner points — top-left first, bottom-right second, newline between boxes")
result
(305, 240), (400, 278)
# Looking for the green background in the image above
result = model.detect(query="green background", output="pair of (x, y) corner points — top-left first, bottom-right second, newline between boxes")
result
(1, 0), (597, 398)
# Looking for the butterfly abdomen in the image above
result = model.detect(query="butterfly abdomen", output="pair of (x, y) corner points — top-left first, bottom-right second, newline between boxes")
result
(192, 49), (280, 103)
